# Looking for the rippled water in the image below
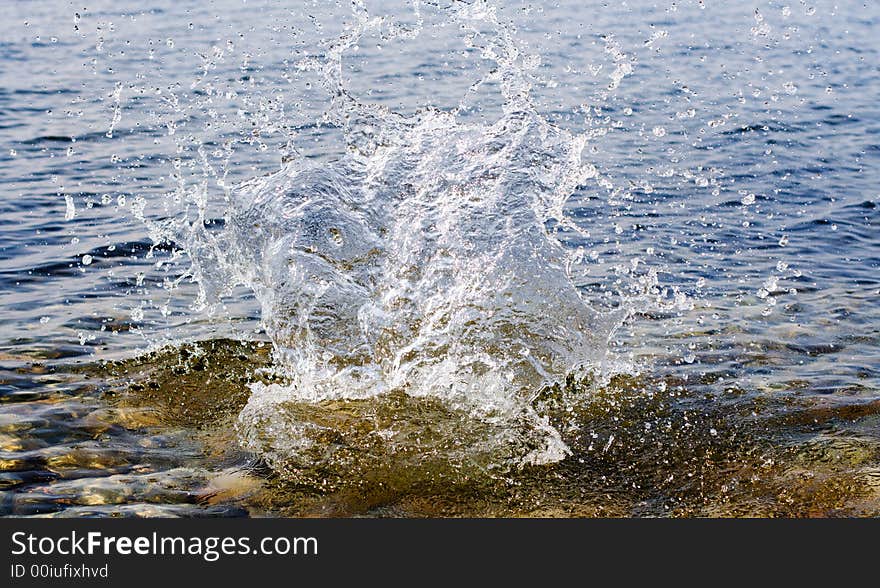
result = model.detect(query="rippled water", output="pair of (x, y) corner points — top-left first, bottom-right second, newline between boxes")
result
(2, 0), (879, 517)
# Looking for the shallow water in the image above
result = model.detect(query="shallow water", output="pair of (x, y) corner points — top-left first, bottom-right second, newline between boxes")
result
(1, 0), (879, 516)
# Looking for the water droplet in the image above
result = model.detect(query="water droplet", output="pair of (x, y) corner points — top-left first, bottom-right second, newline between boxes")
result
(64, 195), (76, 221)
(82, 254), (93, 265)
(783, 82), (798, 95)
(741, 193), (756, 205)
(652, 126), (666, 137)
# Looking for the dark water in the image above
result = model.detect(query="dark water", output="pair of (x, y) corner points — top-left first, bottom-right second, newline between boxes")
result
(1, 0), (879, 516)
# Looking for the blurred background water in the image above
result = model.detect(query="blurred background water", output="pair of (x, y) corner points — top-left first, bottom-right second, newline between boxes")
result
(1, 0), (879, 517)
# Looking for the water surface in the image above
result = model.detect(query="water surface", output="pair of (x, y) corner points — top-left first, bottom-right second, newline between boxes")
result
(1, 0), (879, 517)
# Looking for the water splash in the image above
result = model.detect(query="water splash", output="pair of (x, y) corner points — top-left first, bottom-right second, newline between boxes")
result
(153, 0), (666, 469)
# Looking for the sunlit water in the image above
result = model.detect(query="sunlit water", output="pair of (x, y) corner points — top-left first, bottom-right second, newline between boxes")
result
(1, 0), (879, 517)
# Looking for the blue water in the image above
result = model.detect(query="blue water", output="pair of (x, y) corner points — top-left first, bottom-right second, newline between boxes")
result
(1, 0), (879, 516)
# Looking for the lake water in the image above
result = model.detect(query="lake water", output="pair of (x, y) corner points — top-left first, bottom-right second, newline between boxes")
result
(2, 0), (879, 516)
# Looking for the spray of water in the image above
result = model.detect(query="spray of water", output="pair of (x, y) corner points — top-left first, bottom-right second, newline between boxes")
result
(149, 0), (678, 471)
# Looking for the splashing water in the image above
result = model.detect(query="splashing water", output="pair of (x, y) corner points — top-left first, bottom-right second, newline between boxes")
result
(4, 0), (879, 516)
(150, 0), (665, 470)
